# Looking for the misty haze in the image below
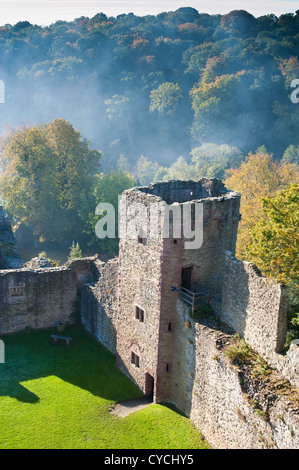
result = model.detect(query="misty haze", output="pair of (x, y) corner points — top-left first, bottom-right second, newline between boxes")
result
(0, 5), (298, 452)
(0, 7), (297, 263)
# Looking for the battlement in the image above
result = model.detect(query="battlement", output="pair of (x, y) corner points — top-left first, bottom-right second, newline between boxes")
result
(133, 179), (232, 204)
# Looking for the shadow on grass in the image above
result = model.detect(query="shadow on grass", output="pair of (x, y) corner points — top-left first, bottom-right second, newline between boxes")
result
(3, 382), (40, 404)
(0, 325), (142, 404)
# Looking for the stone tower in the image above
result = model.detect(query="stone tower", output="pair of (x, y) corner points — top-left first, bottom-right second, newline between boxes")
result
(116, 179), (240, 403)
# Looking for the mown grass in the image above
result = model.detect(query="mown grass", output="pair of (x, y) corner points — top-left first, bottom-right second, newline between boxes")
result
(0, 326), (209, 449)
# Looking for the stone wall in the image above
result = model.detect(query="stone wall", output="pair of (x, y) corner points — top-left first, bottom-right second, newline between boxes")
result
(275, 344), (299, 389)
(171, 299), (299, 449)
(220, 252), (288, 357)
(66, 256), (98, 292)
(0, 267), (77, 334)
(218, 252), (299, 389)
(81, 258), (118, 354)
(0, 256), (100, 336)
(191, 321), (299, 449)
(116, 189), (163, 399)
(138, 178), (231, 204)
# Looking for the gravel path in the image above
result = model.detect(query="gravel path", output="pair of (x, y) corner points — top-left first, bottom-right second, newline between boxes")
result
(109, 397), (152, 418)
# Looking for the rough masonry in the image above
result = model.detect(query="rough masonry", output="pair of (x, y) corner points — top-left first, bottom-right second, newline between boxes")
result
(0, 179), (298, 449)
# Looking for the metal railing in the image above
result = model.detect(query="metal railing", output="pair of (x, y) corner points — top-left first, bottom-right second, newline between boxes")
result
(173, 286), (210, 315)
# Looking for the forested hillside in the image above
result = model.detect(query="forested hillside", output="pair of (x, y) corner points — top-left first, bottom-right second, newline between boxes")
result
(0, 7), (298, 342)
(0, 7), (299, 170)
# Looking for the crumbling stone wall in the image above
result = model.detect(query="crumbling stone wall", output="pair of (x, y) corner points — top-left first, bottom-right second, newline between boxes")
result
(171, 299), (299, 449)
(276, 344), (299, 389)
(66, 256), (97, 292)
(0, 256), (99, 336)
(220, 252), (288, 356)
(0, 267), (77, 334)
(138, 178), (230, 204)
(81, 258), (118, 354)
(191, 321), (299, 449)
(219, 252), (299, 389)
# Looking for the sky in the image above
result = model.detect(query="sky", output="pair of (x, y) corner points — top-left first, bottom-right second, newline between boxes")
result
(0, 0), (298, 26)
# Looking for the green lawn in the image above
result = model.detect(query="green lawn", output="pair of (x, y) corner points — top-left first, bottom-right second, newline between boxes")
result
(0, 326), (210, 449)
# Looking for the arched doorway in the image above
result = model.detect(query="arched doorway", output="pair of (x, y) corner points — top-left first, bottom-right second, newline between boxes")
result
(145, 373), (154, 401)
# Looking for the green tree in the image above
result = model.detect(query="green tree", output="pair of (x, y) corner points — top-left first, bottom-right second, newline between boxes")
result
(149, 82), (183, 114)
(282, 145), (299, 165)
(0, 119), (102, 243)
(220, 10), (257, 36)
(246, 184), (299, 285)
(117, 154), (130, 173)
(246, 184), (299, 346)
(191, 143), (243, 179)
(190, 71), (246, 144)
(166, 156), (195, 181)
(153, 166), (171, 182)
(105, 94), (130, 121)
(104, 94), (133, 149)
(134, 155), (159, 185)
(84, 171), (136, 255)
(68, 241), (83, 260)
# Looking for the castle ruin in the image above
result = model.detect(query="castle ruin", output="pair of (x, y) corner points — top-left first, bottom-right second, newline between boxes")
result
(0, 180), (299, 449)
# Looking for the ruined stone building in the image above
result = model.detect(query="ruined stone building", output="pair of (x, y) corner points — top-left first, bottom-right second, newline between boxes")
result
(0, 179), (299, 449)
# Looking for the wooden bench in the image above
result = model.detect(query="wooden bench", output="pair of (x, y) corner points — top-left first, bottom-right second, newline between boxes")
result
(51, 334), (72, 346)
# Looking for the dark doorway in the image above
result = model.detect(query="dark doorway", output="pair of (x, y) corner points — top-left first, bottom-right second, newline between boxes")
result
(145, 373), (154, 401)
(181, 266), (192, 290)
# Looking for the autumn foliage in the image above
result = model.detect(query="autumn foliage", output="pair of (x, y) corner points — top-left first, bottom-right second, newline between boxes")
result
(225, 152), (299, 258)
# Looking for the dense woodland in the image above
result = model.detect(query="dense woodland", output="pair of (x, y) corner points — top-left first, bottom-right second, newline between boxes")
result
(0, 8), (299, 168)
(0, 8), (298, 343)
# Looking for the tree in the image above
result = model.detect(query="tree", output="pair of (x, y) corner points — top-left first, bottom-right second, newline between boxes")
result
(149, 82), (183, 114)
(68, 241), (82, 260)
(182, 42), (222, 77)
(246, 184), (299, 346)
(105, 94), (130, 121)
(153, 166), (171, 182)
(134, 156), (159, 185)
(0, 119), (102, 243)
(191, 143), (243, 179)
(117, 154), (130, 173)
(246, 184), (299, 285)
(220, 10), (257, 36)
(84, 171), (136, 256)
(279, 56), (299, 87)
(282, 145), (299, 165)
(165, 156), (195, 181)
(104, 94), (133, 149)
(190, 71), (246, 144)
(225, 152), (299, 258)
